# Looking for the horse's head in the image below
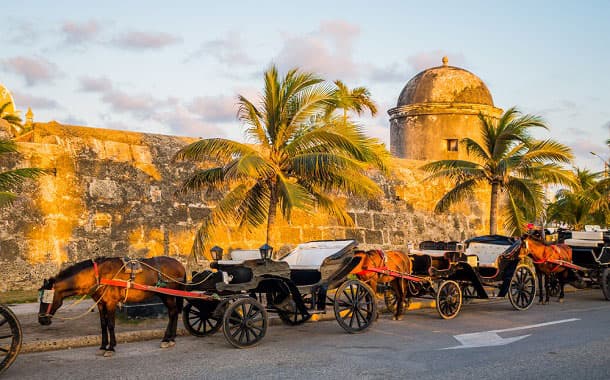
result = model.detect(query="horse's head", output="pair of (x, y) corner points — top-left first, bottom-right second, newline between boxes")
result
(38, 278), (63, 325)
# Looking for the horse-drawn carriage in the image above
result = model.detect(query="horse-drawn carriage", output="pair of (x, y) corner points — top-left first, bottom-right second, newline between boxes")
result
(523, 230), (610, 301)
(358, 236), (537, 319)
(183, 239), (377, 348)
(0, 304), (22, 375)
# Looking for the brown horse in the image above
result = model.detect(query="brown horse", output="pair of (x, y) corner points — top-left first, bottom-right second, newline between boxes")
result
(38, 257), (185, 357)
(351, 250), (412, 320)
(521, 234), (572, 304)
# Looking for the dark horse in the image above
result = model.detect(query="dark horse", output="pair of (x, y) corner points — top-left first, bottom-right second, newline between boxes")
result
(351, 250), (411, 320)
(38, 257), (185, 357)
(522, 234), (572, 304)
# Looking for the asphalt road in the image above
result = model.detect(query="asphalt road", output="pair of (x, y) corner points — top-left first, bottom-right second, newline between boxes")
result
(5, 289), (610, 380)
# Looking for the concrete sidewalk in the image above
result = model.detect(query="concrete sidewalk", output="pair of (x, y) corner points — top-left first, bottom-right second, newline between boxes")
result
(6, 298), (436, 353)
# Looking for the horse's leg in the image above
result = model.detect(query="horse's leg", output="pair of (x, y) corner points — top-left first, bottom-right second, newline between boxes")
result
(160, 296), (178, 348)
(558, 271), (566, 303)
(104, 305), (117, 357)
(390, 279), (403, 321)
(97, 303), (108, 355)
(537, 269), (545, 304)
(544, 273), (551, 304)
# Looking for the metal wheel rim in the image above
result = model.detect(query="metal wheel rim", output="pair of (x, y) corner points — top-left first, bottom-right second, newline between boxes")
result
(0, 305), (22, 375)
(334, 280), (377, 333)
(183, 303), (221, 336)
(223, 299), (267, 348)
(436, 281), (462, 319)
(602, 269), (610, 301)
(509, 266), (536, 310)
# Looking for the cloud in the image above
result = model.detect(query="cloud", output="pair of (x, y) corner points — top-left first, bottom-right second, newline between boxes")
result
(188, 95), (237, 123)
(3, 20), (40, 45)
(11, 90), (59, 109)
(408, 50), (465, 72)
(275, 20), (361, 79)
(59, 114), (88, 126)
(2, 56), (61, 86)
(368, 63), (408, 83)
(185, 31), (254, 65)
(78, 76), (114, 93)
(151, 104), (226, 138)
(61, 19), (102, 45)
(113, 30), (182, 50)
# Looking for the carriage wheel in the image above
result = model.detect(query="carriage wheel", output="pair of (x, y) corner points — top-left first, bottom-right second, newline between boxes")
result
(601, 268), (610, 301)
(222, 298), (268, 349)
(277, 298), (310, 326)
(461, 284), (477, 305)
(508, 265), (536, 310)
(0, 304), (22, 376)
(383, 288), (410, 314)
(436, 280), (462, 319)
(182, 302), (222, 337)
(334, 280), (377, 333)
(547, 274), (561, 298)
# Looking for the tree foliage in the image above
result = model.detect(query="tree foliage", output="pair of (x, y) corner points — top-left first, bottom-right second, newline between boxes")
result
(422, 107), (574, 236)
(176, 66), (389, 259)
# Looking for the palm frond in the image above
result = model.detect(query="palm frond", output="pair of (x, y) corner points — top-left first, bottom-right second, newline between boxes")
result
(434, 179), (479, 213)
(0, 191), (17, 208)
(174, 138), (256, 162)
(0, 168), (54, 191)
(176, 167), (226, 195)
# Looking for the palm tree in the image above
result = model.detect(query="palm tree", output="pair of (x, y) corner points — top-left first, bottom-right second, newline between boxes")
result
(547, 168), (609, 229)
(0, 102), (23, 135)
(0, 138), (52, 208)
(330, 80), (378, 123)
(422, 107), (574, 236)
(176, 66), (389, 258)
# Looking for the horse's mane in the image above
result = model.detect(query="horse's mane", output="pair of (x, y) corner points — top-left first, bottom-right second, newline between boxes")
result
(53, 257), (112, 281)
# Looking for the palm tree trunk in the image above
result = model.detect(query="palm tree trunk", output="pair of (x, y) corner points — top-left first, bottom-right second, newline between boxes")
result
(266, 183), (278, 247)
(489, 182), (499, 235)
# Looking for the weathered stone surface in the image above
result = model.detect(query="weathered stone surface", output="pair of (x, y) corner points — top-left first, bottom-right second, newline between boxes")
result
(0, 122), (492, 291)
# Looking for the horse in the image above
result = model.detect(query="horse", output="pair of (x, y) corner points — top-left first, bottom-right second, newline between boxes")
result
(521, 234), (572, 304)
(351, 249), (411, 320)
(38, 257), (186, 357)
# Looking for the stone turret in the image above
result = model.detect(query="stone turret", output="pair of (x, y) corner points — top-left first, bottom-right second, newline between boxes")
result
(388, 57), (503, 161)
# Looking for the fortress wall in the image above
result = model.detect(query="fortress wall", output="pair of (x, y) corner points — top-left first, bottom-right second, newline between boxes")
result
(0, 122), (489, 291)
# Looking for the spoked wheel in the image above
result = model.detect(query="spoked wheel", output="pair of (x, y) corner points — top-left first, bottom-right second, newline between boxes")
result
(601, 268), (610, 301)
(277, 298), (310, 326)
(509, 265), (536, 310)
(461, 284), (477, 305)
(334, 280), (377, 333)
(436, 280), (462, 319)
(547, 274), (561, 298)
(222, 298), (268, 349)
(0, 304), (22, 376)
(383, 288), (410, 314)
(182, 301), (222, 337)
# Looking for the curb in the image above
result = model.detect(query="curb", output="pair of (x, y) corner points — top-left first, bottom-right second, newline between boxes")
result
(20, 300), (436, 354)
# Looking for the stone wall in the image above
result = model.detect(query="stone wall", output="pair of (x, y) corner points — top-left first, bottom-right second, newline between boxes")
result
(0, 122), (490, 291)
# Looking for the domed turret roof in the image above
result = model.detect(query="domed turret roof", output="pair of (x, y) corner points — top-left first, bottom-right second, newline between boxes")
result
(397, 57), (494, 107)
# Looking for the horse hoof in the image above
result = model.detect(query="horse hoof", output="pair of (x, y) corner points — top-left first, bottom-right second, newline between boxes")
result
(96, 349), (107, 356)
(558, 298), (564, 303)
(160, 341), (176, 349)
(103, 350), (114, 358)
(392, 316), (403, 321)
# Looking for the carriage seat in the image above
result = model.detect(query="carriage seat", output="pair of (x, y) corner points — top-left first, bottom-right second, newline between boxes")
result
(477, 240), (521, 277)
(215, 249), (261, 265)
(282, 240), (355, 270)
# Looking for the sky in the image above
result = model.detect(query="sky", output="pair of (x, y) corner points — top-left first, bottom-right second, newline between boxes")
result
(2, 0), (609, 170)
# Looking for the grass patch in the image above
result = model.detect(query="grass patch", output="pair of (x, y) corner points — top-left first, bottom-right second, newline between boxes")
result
(0, 289), (39, 304)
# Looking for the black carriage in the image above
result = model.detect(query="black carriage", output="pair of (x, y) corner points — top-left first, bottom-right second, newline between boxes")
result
(385, 236), (536, 319)
(182, 240), (377, 348)
(552, 230), (610, 299)
(0, 304), (22, 375)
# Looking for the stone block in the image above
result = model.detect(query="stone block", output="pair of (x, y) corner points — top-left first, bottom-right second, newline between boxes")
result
(301, 227), (322, 242)
(131, 145), (153, 163)
(88, 179), (123, 204)
(345, 229), (365, 243)
(104, 141), (131, 162)
(373, 214), (394, 230)
(389, 230), (405, 245)
(364, 230), (383, 245)
(150, 186), (162, 202)
(355, 213), (372, 229)
(93, 212), (112, 229)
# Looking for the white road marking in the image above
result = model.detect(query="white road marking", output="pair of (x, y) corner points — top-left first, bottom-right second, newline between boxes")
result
(443, 318), (580, 350)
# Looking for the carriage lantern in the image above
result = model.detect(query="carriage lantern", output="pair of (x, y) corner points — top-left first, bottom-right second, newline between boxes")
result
(210, 245), (224, 261)
(259, 243), (273, 261)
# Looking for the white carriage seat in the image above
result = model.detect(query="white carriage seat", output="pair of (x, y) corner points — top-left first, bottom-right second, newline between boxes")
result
(282, 240), (357, 270)
(465, 243), (512, 268)
(216, 249), (261, 265)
